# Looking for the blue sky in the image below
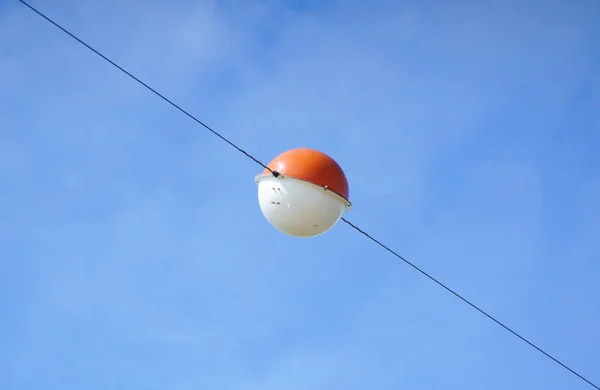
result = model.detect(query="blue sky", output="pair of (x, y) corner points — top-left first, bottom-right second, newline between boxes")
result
(1, 0), (599, 388)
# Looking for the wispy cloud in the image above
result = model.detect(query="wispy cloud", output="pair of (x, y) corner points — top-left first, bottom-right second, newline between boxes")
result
(1, 0), (599, 389)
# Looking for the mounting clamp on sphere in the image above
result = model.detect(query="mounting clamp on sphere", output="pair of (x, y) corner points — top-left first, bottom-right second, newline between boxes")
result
(255, 148), (352, 238)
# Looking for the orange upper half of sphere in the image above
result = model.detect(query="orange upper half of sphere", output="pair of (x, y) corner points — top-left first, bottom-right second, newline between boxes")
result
(261, 148), (350, 201)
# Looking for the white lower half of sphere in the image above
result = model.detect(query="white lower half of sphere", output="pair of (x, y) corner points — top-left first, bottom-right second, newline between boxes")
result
(256, 175), (350, 237)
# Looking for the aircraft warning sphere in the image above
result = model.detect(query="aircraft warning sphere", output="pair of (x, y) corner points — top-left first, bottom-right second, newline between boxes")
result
(255, 148), (352, 237)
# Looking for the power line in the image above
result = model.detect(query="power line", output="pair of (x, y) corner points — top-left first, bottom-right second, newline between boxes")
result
(341, 217), (598, 389)
(17, 1), (598, 389)
(17, 0), (273, 175)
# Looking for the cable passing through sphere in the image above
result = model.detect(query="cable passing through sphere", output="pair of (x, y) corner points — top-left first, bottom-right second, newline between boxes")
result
(255, 148), (351, 237)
